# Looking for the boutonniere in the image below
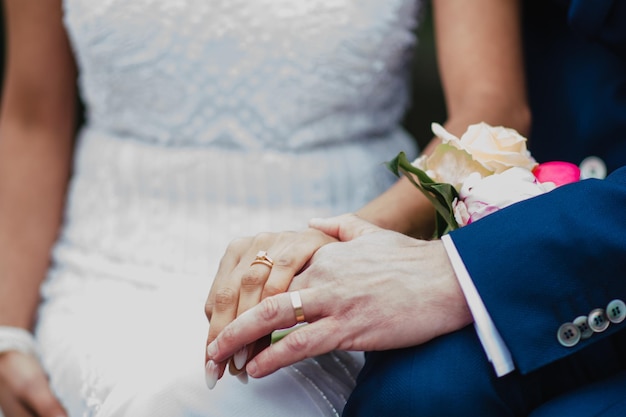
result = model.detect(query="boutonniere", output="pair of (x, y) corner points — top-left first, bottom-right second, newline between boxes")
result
(387, 122), (581, 238)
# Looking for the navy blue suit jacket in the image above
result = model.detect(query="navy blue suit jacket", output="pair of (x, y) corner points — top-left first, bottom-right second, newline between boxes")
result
(451, 167), (626, 375)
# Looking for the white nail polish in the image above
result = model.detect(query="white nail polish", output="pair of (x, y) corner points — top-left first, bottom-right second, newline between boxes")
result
(233, 346), (248, 370)
(205, 360), (218, 390)
(236, 371), (249, 384)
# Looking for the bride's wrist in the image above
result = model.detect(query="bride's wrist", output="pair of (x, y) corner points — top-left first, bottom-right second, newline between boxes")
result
(0, 326), (38, 357)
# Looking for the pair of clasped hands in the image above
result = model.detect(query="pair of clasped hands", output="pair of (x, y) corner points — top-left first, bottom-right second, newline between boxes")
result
(204, 214), (472, 388)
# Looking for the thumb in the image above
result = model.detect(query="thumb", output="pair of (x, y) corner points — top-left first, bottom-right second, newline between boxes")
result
(308, 213), (381, 242)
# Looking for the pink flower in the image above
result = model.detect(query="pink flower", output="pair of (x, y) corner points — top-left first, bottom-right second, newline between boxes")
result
(533, 161), (580, 187)
(453, 168), (556, 227)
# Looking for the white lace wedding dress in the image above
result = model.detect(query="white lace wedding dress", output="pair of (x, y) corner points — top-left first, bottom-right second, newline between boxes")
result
(31, 1), (422, 416)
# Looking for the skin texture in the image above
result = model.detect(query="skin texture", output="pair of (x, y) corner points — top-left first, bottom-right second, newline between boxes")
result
(206, 214), (473, 378)
(205, 0), (529, 385)
(0, 0), (76, 415)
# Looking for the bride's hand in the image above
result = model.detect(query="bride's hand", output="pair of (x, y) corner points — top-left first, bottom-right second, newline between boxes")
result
(204, 227), (337, 387)
(0, 351), (67, 417)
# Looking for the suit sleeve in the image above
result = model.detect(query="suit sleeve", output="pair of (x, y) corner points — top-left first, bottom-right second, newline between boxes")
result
(448, 166), (626, 375)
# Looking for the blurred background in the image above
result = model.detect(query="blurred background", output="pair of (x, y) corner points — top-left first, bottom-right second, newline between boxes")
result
(402, 4), (447, 150)
(0, 3), (446, 151)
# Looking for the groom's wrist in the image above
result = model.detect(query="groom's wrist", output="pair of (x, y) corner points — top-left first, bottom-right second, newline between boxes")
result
(440, 234), (515, 376)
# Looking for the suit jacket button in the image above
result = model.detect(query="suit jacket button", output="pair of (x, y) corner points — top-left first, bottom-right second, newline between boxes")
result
(573, 315), (594, 339)
(579, 156), (606, 179)
(557, 323), (581, 347)
(606, 299), (626, 324)
(588, 308), (610, 332)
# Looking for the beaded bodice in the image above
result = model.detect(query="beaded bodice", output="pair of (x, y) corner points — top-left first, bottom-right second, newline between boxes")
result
(64, 0), (420, 149)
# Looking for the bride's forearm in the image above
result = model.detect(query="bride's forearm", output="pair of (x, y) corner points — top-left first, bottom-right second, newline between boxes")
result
(356, 177), (436, 238)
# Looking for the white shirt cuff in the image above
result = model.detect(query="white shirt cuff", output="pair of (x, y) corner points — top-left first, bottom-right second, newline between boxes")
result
(441, 234), (515, 377)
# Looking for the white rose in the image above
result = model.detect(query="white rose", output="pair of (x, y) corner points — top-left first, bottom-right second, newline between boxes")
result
(413, 143), (491, 190)
(458, 168), (555, 225)
(431, 122), (537, 174)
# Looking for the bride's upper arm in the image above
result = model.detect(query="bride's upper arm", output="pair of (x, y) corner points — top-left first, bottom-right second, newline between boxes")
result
(1, 0), (77, 136)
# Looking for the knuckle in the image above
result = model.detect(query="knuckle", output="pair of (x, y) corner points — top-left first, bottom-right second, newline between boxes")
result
(214, 288), (238, 311)
(258, 297), (281, 322)
(272, 254), (296, 270)
(219, 324), (237, 346)
(240, 269), (266, 289)
(284, 330), (308, 354)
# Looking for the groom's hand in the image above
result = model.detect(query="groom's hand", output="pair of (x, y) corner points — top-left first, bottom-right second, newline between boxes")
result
(206, 214), (473, 378)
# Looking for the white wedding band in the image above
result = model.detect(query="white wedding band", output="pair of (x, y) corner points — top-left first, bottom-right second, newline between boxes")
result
(290, 291), (306, 324)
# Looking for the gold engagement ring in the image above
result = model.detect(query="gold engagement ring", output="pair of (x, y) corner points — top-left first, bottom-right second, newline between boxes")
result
(250, 250), (274, 269)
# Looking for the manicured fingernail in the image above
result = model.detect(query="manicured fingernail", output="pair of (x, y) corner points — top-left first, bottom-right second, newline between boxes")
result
(236, 371), (249, 384)
(233, 346), (248, 370)
(205, 360), (218, 390)
(206, 341), (217, 358)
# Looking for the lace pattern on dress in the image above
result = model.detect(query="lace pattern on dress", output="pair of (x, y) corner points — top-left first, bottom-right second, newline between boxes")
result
(63, 0), (420, 149)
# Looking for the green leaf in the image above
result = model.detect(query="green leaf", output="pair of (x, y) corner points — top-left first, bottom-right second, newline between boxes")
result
(387, 152), (460, 238)
(270, 325), (306, 344)
(271, 328), (292, 344)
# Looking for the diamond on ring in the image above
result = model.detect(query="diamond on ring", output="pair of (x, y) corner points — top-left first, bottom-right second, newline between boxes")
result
(250, 250), (274, 268)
